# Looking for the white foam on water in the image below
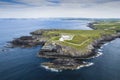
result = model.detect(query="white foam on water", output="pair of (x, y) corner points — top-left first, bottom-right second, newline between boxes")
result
(76, 65), (84, 69)
(76, 62), (94, 69)
(41, 65), (62, 72)
(100, 46), (104, 49)
(98, 49), (103, 52)
(96, 52), (103, 57)
(103, 43), (109, 46)
(89, 51), (103, 59)
(85, 62), (94, 67)
(41, 62), (94, 72)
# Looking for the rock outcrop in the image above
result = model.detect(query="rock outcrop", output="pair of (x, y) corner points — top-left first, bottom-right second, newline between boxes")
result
(10, 36), (45, 47)
(9, 28), (120, 71)
(39, 32), (120, 70)
(38, 43), (95, 59)
(41, 59), (90, 70)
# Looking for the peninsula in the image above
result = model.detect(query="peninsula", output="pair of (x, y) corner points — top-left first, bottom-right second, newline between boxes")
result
(10, 20), (120, 71)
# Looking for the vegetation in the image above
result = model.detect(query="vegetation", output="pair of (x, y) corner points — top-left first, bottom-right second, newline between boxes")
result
(36, 30), (115, 51)
(93, 21), (120, 31)
(33, 21), (120, 52)
(37, 21), (120, 70)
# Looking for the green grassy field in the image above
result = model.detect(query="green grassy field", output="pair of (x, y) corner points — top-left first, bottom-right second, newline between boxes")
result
(39, 30), (115, 51)
(93, 21), (120, 31)
(33, 21), (120, 52)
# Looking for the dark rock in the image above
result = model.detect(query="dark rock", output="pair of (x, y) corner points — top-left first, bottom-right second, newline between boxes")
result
(8, 29), (120, 70)
(39, 33), (120, 59)
(19, 36), (35, 40)
(41, 59), (90, 70)
(10, 36), (45, 47)
(87, 22), (96, 29)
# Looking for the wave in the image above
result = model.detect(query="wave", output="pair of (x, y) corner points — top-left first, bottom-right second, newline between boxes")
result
(96, 52), (103, 57)
(76, 62), (94, 69)
(94, 42), (110, 58)
(88, 51), (103, 59)
(41, 65), (62, 72)
(89, 43), (108, 59)
(98, 48), (103, 52)
(103, 43), (109, 47)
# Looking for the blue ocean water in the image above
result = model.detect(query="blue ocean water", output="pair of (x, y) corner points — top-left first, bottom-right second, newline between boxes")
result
(0, 18), (120, 80)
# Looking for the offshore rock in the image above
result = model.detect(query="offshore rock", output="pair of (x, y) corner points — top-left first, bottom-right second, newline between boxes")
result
(41, 59), (91, 70)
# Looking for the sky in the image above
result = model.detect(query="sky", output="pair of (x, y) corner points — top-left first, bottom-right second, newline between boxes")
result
(0, 0), (120, 18)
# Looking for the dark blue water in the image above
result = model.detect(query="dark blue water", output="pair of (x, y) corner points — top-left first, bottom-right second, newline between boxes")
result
(0, 19), (120, 80)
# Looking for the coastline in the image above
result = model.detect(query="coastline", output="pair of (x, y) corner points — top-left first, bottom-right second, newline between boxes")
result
(38, 27), (120, 71)
(37, 23), (120, 59)
(9, 22), (120, 71)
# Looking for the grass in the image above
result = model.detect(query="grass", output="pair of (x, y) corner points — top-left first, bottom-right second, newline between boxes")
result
(93, 21), (120, 31)
(33, 20), (120, 52)
(37, 30), (115, 52)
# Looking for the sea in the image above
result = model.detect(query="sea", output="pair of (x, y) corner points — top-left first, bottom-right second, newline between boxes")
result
(0, 18), (120, 80)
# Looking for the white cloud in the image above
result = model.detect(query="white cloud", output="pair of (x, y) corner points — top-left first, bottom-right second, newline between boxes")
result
(0, 0), (120, 18)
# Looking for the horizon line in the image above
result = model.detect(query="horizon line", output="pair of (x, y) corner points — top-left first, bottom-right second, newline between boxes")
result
(0, 17), (120, 19)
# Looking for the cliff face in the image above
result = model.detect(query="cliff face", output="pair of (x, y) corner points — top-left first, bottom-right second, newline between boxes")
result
(39, 43), (94, 59)
(39, 33), (120, 70)
(39, 33), (120, 59)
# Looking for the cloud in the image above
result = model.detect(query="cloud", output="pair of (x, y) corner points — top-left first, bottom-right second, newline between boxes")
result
(0, 0), (120, 18)
(0, 0), (119, 8)
(46, 0), (60, 4)
(0, 0), (120, 8)
(0, 0), (31, 8)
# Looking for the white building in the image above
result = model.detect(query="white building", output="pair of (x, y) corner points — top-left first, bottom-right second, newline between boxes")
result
(59, 34), (74, 41)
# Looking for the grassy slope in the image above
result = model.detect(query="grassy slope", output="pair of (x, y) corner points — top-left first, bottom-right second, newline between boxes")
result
(41, 30), (115, 51)
(93, 21), (120, 31)
(34, 21), (120, 53)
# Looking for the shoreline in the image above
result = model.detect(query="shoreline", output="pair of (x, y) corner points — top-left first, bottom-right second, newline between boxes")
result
(41, 61), (94, 72)
(9, 22), (120, 71)
(38, 32), (120, 71)
(38, 23), (120, 71)
(37, 23), (120, 59)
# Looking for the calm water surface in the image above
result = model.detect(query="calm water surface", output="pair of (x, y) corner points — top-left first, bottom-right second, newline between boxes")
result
(0, 19), (120, 80)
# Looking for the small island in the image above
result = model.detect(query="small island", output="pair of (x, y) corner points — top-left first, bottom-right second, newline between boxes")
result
(10, 20), (120, 71)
